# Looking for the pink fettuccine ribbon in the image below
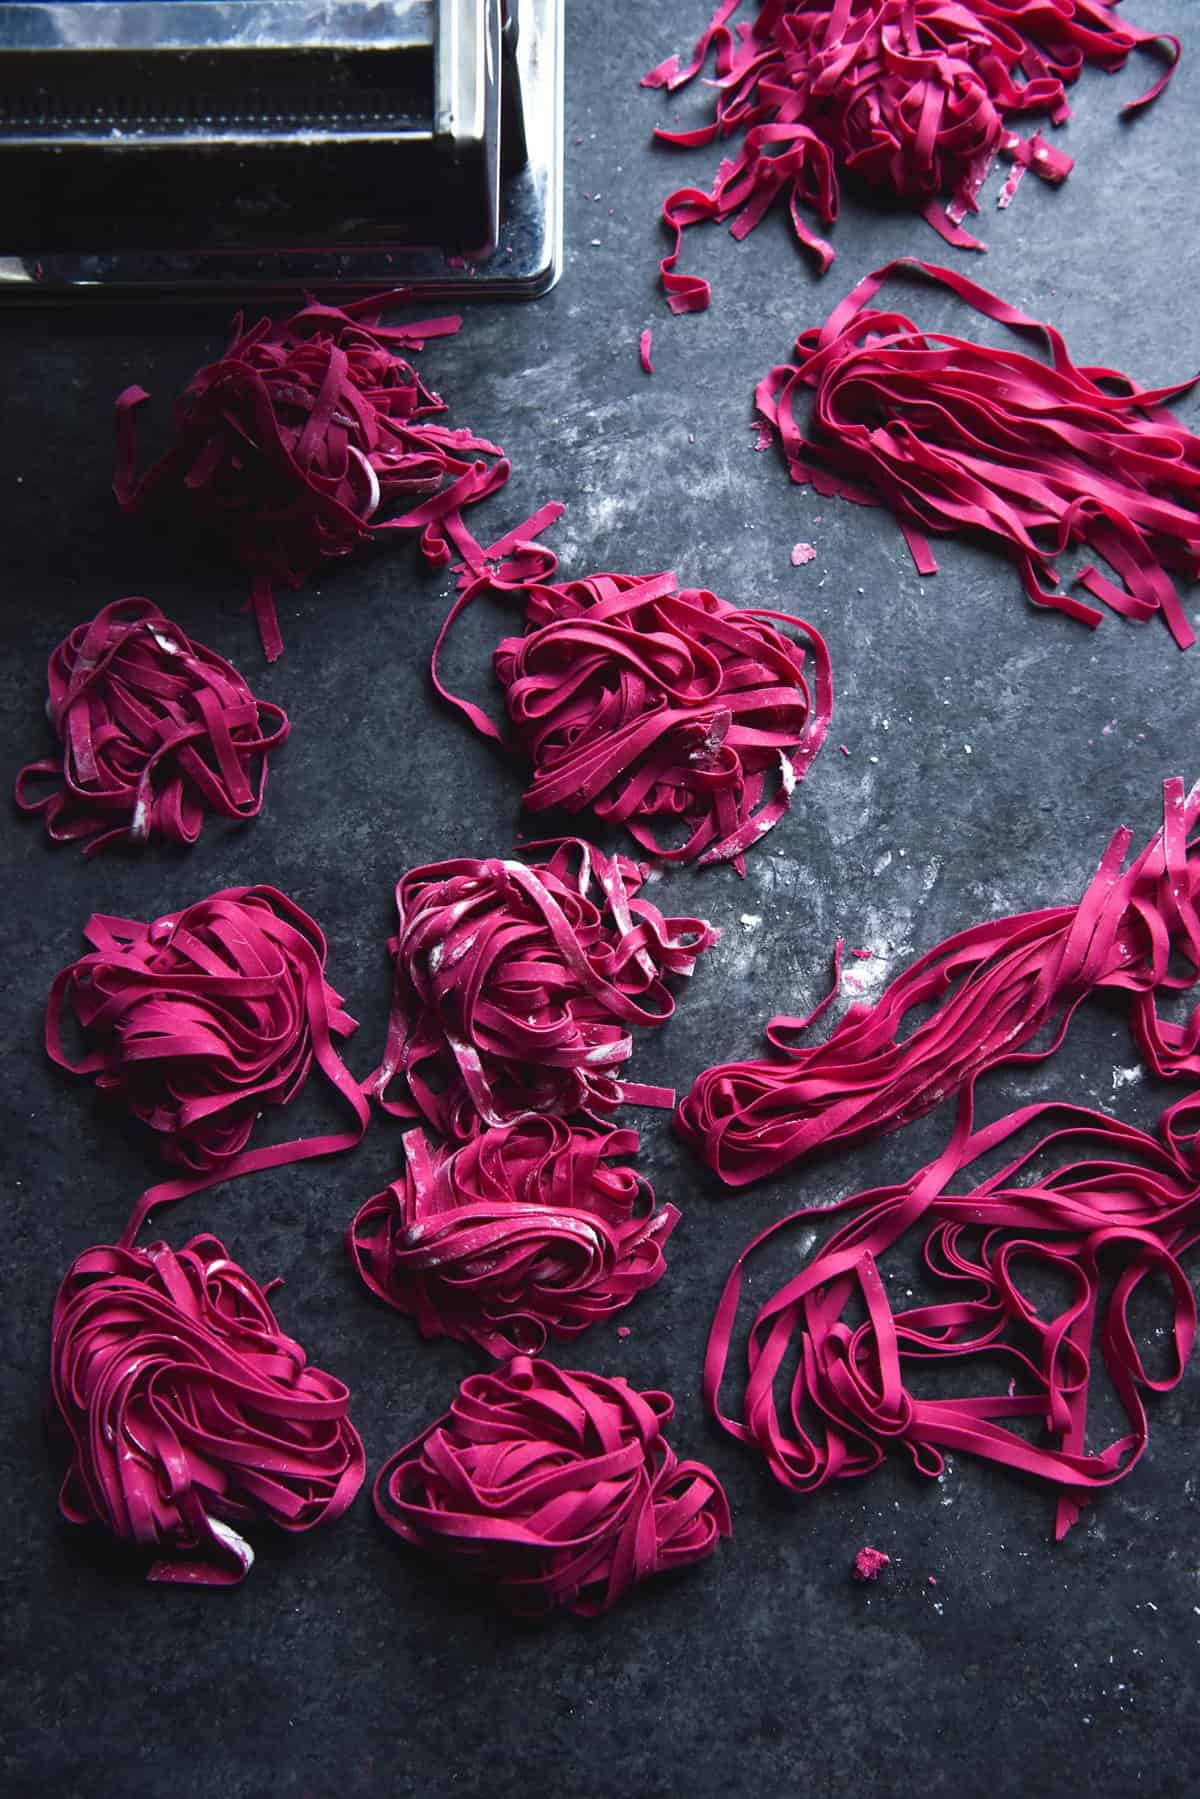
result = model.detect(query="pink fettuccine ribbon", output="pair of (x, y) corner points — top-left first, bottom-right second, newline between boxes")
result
(47, 886), (371, 1244)
(433, 569), (833, 871)
(368, 839), (719, 1139)
(642, 2), (1179, 307)
(113, 297), (513, 660)
(348, 1117), (678, 1356)
(374, 1354), (731, 1615)
(15, 597), (289, 855)
(680, 776), (1200, 1187)
(705, 1096), (1200, 1538)
(756, 259), (1200, 649)
(50, 1234), (365, 1585)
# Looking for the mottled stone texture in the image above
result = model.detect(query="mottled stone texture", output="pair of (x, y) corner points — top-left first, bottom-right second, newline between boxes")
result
(1, 5), (1198, 1796)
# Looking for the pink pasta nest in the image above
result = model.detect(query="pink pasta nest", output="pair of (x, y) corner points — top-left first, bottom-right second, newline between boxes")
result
(348, 1117), (678, 1356)
(50, 1234), (364, 1585)
(643, 1), (1177, 309)
(374, 1354), (731, 1615)
(47, 885), (370, 1243)
(435, 569), (832, 871)
(16, 597), (289, 855)
(369, 839), (719, 1139)
(114, 298), (508, 659)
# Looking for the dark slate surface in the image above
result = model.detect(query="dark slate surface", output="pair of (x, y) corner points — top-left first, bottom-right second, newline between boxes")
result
(2, 6), (1198, 1795)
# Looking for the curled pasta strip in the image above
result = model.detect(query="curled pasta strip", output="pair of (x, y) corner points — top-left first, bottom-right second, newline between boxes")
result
(705, 1099), (1200, 1538)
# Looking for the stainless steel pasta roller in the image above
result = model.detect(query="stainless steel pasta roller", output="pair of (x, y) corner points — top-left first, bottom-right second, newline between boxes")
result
(0, 0), (562, 297)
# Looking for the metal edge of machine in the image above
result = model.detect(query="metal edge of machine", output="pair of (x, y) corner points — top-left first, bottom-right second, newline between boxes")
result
(0, 0), (563, 301)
